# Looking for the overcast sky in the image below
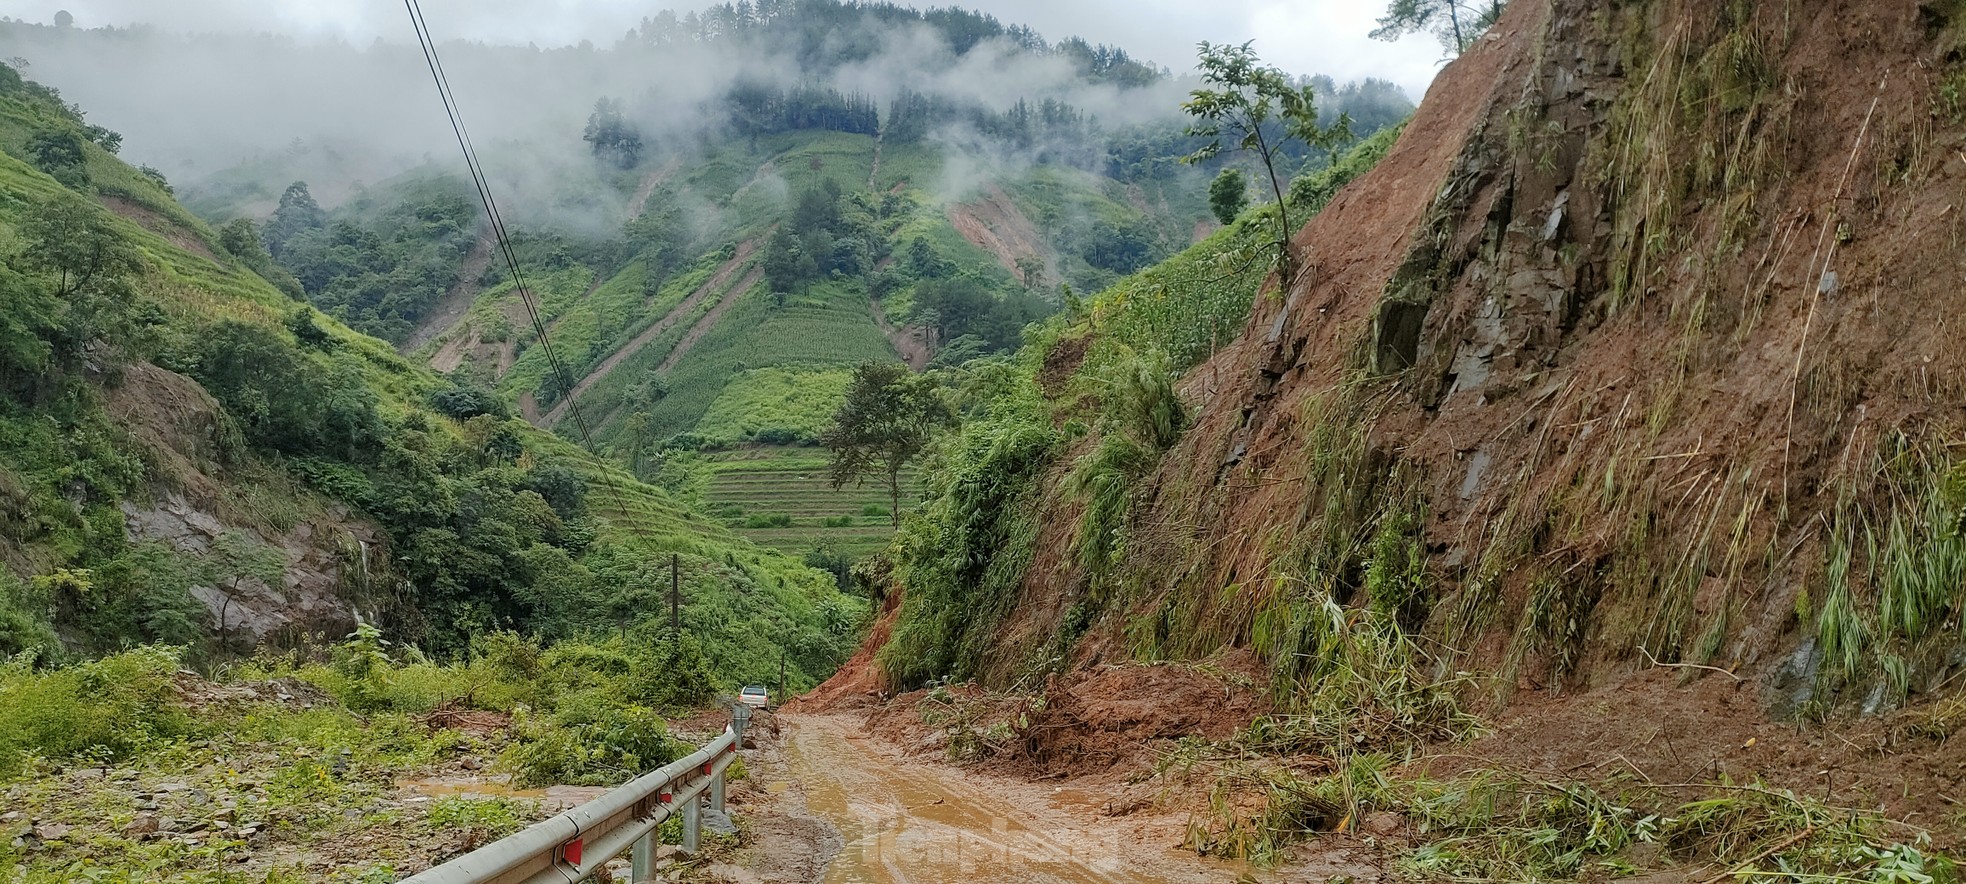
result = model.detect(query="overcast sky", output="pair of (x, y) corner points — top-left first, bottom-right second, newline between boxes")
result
(11, 0), (1449, 100)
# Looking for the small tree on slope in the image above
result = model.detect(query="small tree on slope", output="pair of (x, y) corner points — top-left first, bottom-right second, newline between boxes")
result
(1182, 41), (1350, 284)
(1372, 0), (1508, 56)
(822, 362), (953, 527)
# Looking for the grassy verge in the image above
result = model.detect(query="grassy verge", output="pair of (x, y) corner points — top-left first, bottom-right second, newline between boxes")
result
(0, 631), (733, 882)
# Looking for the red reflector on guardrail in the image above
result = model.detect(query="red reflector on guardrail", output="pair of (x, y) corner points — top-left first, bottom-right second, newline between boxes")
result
(659, 791), (672, 803)
(702, 762), (714, 775)
(561, 838), (583, 866)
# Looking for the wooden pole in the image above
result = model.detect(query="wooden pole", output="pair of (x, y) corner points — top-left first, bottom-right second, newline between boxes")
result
(670, 553), (680, 633)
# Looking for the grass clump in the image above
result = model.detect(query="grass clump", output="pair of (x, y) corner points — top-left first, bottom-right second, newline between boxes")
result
(428, 796), (531, 843)
(1165, 604), (1478, 863)
(0, 645), (196, 780)
(1066, 348), (1188, 588)
(1807, 447), (1966, 710)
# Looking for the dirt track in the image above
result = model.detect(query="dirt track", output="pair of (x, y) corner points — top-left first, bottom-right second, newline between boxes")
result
(724, 714), (1261, 884)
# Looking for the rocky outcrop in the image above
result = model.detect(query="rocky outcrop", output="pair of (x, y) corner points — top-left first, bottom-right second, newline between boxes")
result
(923, 0), (1966, 719)
(120, 492), (370, 646)
(102, 362), (379, 648)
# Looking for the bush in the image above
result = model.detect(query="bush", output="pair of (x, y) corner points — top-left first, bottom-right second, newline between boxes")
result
(0, 645), (195, 780)
(192, 320), (383, 461)
(623, 629), (717, 711)
(502, 694), (683, 787)
(27, 129), (89, 189)
(0, 575), (59, 660)
(522, 461), (588, 520)
(805, 544), (854, 590)
(753, 427), (806, 445)
(430, 386), (510, 421)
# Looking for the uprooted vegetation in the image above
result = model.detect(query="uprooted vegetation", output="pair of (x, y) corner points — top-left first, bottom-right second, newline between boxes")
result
(1171, 738), (1959, 880)
(1149, 610), (1959, 878)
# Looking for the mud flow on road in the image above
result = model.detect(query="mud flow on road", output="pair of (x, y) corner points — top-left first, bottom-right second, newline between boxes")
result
(781, 714), (1254, 884)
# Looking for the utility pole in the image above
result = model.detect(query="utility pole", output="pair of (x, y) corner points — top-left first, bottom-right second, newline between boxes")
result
(670, 553), (680, 633)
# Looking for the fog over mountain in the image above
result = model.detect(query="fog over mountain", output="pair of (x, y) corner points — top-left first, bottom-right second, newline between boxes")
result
(0, 1), (1419, 218)
(6, 0), (1445, 95)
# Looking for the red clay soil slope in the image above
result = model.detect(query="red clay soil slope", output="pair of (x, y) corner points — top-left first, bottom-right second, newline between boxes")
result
(947, 185), (1052, 281)
(795, 587), (903, 711)
(825, 0), (1966, 791)
(1073, 0), (1966, 706)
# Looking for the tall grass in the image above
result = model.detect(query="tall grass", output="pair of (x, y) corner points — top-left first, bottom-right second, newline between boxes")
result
(1065, 349), (1188, 586)
(0, 646), (194, 780)
(880, 370), (1061, 687)
(1809, 446), (1966, 708)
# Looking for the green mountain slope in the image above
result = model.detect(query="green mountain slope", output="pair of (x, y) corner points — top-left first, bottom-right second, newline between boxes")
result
(0, 3), (1412, 647)
(0, 61), (861, 690)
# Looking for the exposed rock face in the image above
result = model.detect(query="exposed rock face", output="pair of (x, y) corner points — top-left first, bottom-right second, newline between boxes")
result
(897, 0), (1966, 716)
(96, 361), (379, 648)
(120, 492), (369, 645)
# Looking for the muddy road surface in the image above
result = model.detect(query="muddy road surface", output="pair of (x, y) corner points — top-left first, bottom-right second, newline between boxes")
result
(755, 714), (1258, 884)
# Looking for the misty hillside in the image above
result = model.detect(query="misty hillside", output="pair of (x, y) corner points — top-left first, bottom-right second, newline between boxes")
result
(0, 2), (1410, 561)
(0, 57), (862, 690)
(6, 0), (1966, 881)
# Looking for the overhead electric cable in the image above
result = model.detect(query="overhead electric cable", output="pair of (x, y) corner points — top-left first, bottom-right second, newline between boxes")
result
(401, 0), (598, 450)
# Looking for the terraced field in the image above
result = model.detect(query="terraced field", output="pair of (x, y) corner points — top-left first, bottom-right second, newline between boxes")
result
(702, 447), (919, 559)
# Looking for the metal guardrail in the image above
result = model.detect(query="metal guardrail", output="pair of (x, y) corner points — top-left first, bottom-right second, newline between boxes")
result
(401, 705), (752, 884)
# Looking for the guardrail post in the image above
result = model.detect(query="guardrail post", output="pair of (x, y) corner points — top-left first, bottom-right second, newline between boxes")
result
(398, 727), (738, 884)
(631, 830), (655, 882)
(709, 766), (726, 812)
(681, 793), (702, 855)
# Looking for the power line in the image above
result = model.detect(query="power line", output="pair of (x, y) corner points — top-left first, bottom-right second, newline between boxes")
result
(401, 0), (598, 450)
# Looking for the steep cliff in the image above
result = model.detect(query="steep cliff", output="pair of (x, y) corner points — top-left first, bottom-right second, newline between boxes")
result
(839, 0), (1966, 732)
(1148, 0), (1966, 707)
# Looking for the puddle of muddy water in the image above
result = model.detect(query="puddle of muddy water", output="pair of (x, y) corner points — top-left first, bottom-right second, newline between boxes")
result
(787, 719), (1257, 884)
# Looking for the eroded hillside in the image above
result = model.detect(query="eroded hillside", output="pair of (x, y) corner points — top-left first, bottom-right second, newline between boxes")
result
(824, 0), (1966, 873)
(1159, 0), (1966, 708)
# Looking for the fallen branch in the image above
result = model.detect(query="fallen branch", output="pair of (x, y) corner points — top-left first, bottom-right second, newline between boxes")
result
(1637, 646), (1742, 682)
